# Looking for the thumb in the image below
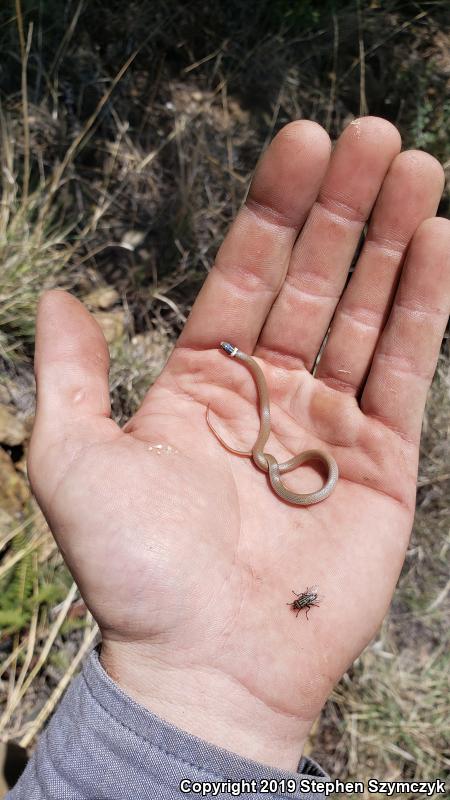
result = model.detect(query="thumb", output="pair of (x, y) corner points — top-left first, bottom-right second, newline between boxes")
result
(28, 289), (119, 503)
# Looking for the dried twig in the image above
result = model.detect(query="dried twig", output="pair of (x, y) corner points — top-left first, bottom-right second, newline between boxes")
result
(14, 0), (32, 205)
(19, 621), (99, 748)
(0, 583), (78, 732)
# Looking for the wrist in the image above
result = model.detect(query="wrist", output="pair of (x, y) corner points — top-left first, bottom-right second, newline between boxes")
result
(99, 637), (312, 772)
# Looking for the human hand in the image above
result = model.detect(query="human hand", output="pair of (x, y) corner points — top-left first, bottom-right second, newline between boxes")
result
(28, 117), (450, 771)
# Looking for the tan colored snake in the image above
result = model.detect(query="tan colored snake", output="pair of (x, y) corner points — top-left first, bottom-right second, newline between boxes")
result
(206, 341), (339, 505)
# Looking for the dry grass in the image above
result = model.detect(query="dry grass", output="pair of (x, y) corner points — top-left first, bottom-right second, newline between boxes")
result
(0, 0), (449, 793)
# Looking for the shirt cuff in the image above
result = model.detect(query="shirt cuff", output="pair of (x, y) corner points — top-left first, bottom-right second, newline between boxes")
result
(7, 644), (330, 799)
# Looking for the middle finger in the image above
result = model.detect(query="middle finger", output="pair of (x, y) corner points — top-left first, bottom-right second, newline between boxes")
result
(255, 116), (401, 369)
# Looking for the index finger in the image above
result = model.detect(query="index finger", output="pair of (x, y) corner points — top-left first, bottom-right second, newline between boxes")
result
(175, 120), (331, 354)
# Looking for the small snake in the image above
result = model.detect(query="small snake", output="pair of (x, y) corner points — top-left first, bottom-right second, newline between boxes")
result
(205, 341), (339, 505)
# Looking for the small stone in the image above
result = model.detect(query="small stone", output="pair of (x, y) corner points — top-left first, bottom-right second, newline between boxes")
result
(83, 287), (120, 310)
(93, 311), (125, 343)
(128, 330), (172, 367)
(24, 415), (35, 436)
(0, 404), (27, 446)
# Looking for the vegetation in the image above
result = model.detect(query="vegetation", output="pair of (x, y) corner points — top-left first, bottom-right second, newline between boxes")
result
(0, 1), (449, 796)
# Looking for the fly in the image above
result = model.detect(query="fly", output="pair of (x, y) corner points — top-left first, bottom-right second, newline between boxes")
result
(287, 586), (320, 619)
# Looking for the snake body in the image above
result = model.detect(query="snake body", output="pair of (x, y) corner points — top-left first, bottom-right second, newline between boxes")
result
(205, 341), (338, 505)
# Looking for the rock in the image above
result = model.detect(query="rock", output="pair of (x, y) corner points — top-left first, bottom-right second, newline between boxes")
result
(24, 415), (35, 437)
(0, 374), (35, 418)
(0, 447), (31, 516)
(130, 329), (172, 368)
(0, 405), (27, 446)
(92, 311), (125, 344)
(83, 287), (120, 310)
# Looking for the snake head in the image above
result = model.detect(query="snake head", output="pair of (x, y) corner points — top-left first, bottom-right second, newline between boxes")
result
(220, 341), (238, 356)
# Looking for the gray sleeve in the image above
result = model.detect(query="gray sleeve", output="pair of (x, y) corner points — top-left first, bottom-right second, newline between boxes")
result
(6, 644), (330, 800)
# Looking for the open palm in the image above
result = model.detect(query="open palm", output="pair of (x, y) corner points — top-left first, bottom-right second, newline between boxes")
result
(28, 117), (450, 770)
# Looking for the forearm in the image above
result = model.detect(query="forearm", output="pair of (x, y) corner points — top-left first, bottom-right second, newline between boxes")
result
(7, 644), (329, 800)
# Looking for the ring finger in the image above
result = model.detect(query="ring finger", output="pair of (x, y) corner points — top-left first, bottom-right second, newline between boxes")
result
(315, 149), (445, 396)
(255, 116), (401, 369)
